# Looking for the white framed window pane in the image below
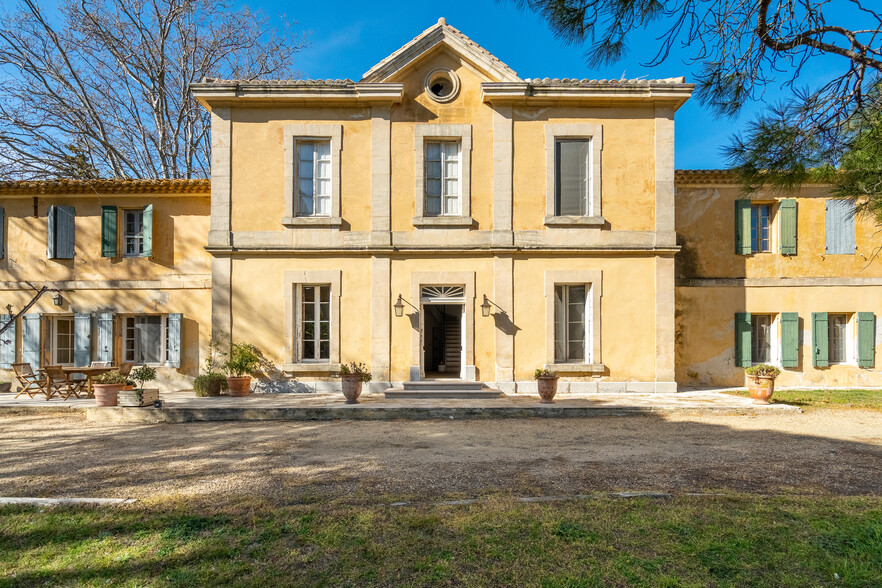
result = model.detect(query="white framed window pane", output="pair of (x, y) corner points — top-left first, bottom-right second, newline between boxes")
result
(424, 140), (462, 217)
(751, 315), (772, 363)
(300, 285), (331, 362)
(443, 196), (460, 215)
(554, 284), (588, 363)
(123, 210), (144, 256)
(426, 142), (441, 160)
(444, 179), (459, 196)
(426, 179), (442, 197)
(425, 195), (442, 216)
(555, 140), (590, 216)
(426, 160), (442, 179)
(444, 159), (459, 179)
(297, 140), (332, 217)
(829, 314), (848, 363)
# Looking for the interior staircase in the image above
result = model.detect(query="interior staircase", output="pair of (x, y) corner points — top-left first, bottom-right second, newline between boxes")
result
(384, 380), (502, 399)
(443, 317), (461, 375)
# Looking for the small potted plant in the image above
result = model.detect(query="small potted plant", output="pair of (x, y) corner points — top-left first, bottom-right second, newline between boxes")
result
(744, 363), (781, 404)
(224, 341), (261, 397)
(534, 368), (559, 404)
(92, 370), (127, 407)
(194, 336), (229, 397)
(119, 366), (159, 407)
(339, 362), (372, 404)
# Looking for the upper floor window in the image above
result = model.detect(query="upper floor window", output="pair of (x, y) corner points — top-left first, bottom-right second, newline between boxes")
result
(425, 140), (460, 216)
(734, 199), (797, 255)
(123, 209), (144, 256)
(297, 140), (332, 217)
(825, 199), (856, 254)
(555, 139), (591, 216)
(750, 204), (771, 253)
(47, 205), (76, 260)
(101, 205), (152, 258)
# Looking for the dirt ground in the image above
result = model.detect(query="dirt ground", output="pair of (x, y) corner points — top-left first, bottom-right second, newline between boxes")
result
(1, 410), (880, 503)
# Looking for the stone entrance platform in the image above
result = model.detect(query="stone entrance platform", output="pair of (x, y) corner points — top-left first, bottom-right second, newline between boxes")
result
(0, 389), (800, 423)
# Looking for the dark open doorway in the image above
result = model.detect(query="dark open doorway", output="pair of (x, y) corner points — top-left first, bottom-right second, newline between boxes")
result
(423, 304), (463, 379)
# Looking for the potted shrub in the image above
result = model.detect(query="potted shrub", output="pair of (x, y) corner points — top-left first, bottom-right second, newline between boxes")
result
(744, 363), (781, 404)
(119, 366), (159, 407)
(92, 370), (127, 407)
(339, 362), (371, 404)
(534, 368), (559, 404)
(224, 341), (261, 397)
(194, 373), (227, 397)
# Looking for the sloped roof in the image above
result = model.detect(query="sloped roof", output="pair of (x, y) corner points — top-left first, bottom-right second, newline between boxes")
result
(361, 17), (523, 83)
(0, 178), (211, 195)
(527, 77), (686, 86)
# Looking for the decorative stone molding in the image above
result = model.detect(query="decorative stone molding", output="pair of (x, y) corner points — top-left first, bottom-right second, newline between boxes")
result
(413, 124), (472, 226)
(424, 68), (460, 103)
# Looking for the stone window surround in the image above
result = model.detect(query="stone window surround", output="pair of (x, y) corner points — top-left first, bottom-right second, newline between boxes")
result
(282, 269), (342, 372)
(544, 123), (604, 227)
(544, 269), (604, 373)
(409, 270), (476, 381)
(283, 124), (343, 227)
(413, 124), (473, 227)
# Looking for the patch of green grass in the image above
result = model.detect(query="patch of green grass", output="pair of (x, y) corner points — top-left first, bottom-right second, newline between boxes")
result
(728, 388), (882, 410)
(0, 495), (879, 586)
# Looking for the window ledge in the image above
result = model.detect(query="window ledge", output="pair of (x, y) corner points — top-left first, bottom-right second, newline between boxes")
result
(544, 215), (605, 227)
(280, 363), (341, 374)
(545, 363), (605, 374)
(413, 216), (475, 228)
(282, 217), (343, 228)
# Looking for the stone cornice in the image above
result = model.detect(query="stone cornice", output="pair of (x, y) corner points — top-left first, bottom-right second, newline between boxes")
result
(191, 82), (404, 108)
(482, 81), (694, 108)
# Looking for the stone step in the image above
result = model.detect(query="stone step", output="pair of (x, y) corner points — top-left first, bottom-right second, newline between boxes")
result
(384, 387), (503, 399)
(401, 380), (484, 391)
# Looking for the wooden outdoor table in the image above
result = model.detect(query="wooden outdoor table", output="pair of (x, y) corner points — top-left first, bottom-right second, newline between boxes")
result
(61, 366), (116, 397)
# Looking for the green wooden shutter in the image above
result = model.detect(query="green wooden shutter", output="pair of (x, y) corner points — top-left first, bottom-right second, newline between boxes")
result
(857, 312), (875, 368)
(101, 206), (118, 257)
(780, 312), (799, 367)
(734, 200), (752, 254)
(167, 313), (182, 368)
(812, 312), (829, 367)
(22, 314), (41, 370)
(0, 207), (5, 258)
(73, 313), (92, 367)
(142, 204), (153, 257)
(0, 315), (15, 369)
(735, 312), (752, 367)
(779, 199), (797, 255)
(96, 313), (114, 363)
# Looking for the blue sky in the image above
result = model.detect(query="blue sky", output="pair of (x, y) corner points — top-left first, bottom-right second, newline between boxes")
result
(250, 0), (839, 170)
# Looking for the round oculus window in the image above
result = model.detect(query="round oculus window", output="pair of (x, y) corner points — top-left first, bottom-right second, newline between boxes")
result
(424, 68), (460, 103)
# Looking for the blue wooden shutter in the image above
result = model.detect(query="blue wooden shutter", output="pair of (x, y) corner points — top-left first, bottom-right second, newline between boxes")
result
(0, 315), (15, 369)
(780, 312), (799, 368)
(735, 312), (752, 367)
(779, 200), (797, 255)
(143, 204), (153, 257)
(73, 313), (92, 367)
(167, 313), (182, 368)
(48, 205), (76, 259)
(22, 314), (41, 370)
(857, 312), (875, 368)
(734, 200), (752, 255)
(96, 313), (114, 363)
(0, 207), (5, 258)
(101, 206), (118, 257)
(825, 200), (856, 254)
(812, 312), (829, 367)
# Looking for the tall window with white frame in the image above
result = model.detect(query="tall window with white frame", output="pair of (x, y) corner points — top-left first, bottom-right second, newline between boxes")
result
(123, 209), (144, 256)
(297, 140), (332, 217)
(828, 314), (849, 363)
(124, 316), (165, 364)
(751, 314), (773, 363)
(52, 316), (75, 366)
(300, 285), (330, 362)
(555, 139), (591, 216)
(425, 140), (460, 216)
(554, 284), (588, 363)
(751, 204), (771, 253)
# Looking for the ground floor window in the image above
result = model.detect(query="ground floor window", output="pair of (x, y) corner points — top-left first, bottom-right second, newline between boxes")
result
(299, 284), (330, 362)
(828, 313), (851, 364)
(124, 315), (167, 364)
(50, 316), (75, 366)
(751, 314), (773, 364)
(554, 284), (588, 363)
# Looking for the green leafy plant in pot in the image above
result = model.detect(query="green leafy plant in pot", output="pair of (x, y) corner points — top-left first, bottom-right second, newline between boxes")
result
(194, 335), (229, 397)
(534, 368), (559, 404)
(744, 363), (781, 405)
(92, 370), (127, 407)
(223, 341), (261, 397)
(339, 362), (372, 404)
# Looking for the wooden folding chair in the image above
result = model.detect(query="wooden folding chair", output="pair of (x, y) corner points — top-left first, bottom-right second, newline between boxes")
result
(44, 365), (87, 400)
(12, 363), (50, 399)
(90, 361), (111, 367)
(118, 362), (134, 378)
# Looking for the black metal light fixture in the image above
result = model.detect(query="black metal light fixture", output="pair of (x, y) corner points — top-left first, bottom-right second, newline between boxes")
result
(481, 295), (492, 317)
(393, 294), (405, 318)
(53, 293), (63, 307)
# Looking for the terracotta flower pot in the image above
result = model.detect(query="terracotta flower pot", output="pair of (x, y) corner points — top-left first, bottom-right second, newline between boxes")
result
(226, 376), (251, 397)
(747, 375), (775, 405)
(537, 376), (559, 404)
(341, 375), (363, 404)
(206, 379), (225, 397)
(93, 383), (124, 407)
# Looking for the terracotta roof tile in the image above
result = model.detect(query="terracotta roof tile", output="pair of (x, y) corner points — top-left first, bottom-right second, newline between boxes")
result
(0, 178), (210, 195)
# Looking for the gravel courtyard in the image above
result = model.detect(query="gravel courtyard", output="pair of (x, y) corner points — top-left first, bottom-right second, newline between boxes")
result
(1, 410), (880, 503)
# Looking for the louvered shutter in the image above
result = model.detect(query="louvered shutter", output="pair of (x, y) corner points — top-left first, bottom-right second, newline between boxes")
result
(735, 312), (752, 367)
(101, 206), (118, 257)
(857, 312), (875, 368)
(142, 204), (153, 257)
(0, 316), (15, 369)
(166, 313), (182, 368)
(780, 312), (799, 368)
(73, 313), (92, 367)
(734, 200), (752, 255)
(825, 200), (856, 254)
(48, 205), (76, 259)
(812, 312), (829, 367)
(21, 314), (41, 370)
(96, 313), (114, 363)
(779, 200), (797, 255)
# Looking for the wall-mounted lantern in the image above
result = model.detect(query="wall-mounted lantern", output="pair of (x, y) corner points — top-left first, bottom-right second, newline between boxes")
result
(393, 294), (405, 318)
(481, 295), (492, 317)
